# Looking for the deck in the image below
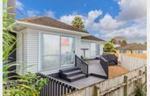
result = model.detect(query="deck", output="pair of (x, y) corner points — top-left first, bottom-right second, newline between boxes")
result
(54, 59), (106, 89)
(56, 75), (104, 89)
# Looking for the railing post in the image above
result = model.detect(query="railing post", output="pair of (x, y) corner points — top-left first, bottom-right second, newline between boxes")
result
(139, 70), (142, 83)
(92, 85), (99, 96)
(145, 66), (147, 84)
(124, 76), (128, 96)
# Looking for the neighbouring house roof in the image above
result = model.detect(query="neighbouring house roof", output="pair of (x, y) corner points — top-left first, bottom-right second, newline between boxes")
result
(117, 43), (146, 50)
(18, 16), (88, 33)
(81, 35), (105, 42)
(112, 36), (126, 41)
(109, 65), (128, 79)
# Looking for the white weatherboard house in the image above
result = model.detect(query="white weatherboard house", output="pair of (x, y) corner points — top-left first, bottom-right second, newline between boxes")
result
(13, 17), (105, 74)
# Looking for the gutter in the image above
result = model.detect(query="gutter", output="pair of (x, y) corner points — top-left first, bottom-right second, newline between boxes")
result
(14, 21), (90, 36)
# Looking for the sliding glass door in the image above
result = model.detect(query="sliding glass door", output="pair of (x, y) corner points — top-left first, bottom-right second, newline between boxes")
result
(42, 34), (60, 71)
(41, 34), (75, 71)
(61, 36), (75, 67)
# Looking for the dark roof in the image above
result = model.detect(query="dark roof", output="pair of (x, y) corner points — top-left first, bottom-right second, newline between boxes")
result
(18, 16), (88, 33)
(112, 36), (126, 40)
(81, 35), (105, 42)
(117, 43), (146, 50)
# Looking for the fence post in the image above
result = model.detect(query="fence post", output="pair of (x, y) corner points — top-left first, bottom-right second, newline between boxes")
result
(139, 70), (142, 83)
(124, 76), (128, 96)
(92, 86), (99, 96)
(145, 66), (147, 84)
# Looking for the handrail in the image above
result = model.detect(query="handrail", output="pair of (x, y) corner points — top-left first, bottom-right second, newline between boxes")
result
(75, 55), (88, 75)
(38, 73), (77, 96)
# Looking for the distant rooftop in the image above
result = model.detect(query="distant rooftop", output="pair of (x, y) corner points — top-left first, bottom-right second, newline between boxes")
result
(117, 43), (146, 50)
(18, 16), (88, 33)
(81, 35), (105, 42)
(113, 36), (126, 40)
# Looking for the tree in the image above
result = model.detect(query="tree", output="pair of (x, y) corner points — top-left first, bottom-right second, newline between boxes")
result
(72, 16), (84, 30)
(110, 38), (117, 44)
(3, 0), (16, 61)
(120, 40), (127, 47)
(103, 41), (116, 53)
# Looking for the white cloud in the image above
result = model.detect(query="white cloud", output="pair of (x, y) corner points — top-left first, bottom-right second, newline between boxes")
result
(26, 10), (55, 18)
(59, 8), (146, 43)
(26, 10), (40, 17)
(15, 1), (55, 18)
(84, 10), (102, 29)
(102, 23), (146, 43)
(60, 10), (102, 28)
(60, 14), (84, 25)
(99, 14), (122, 30)
(87, 10), (102, 21)
(16, 0), (24, 11)
(117, 0), (147, 21)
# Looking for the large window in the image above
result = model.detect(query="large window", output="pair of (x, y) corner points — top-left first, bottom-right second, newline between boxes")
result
(42, 34), (60, 71)
(41, 34), (75, 71)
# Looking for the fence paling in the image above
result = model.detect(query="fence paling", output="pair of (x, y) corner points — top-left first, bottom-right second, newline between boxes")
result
(119, 54), (146, 71)
(66, 66), (146, 96)
(38, 73), (77, 96)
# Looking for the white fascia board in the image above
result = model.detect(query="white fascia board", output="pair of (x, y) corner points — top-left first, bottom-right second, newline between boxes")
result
(15, 21), (90, 36)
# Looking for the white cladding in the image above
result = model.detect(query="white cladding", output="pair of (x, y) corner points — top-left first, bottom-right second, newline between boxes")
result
(16, 28), (83, 74)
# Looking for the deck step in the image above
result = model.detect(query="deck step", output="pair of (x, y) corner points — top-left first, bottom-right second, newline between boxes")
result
(59, 67), (86, 82)
(60, 67), (80, 73)
(67, 73), (86, 82)
(63, 70), (82, 76)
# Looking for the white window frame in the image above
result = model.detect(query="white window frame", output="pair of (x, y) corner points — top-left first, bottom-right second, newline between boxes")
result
(39, 32), (75, 72)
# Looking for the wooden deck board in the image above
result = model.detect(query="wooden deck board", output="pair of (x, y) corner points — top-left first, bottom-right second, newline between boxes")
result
(65, 76), (104, 89)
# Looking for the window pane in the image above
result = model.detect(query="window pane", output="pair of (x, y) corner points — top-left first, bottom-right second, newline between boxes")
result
(90, 43), (96, 57)
(42, 34), (60, 71)
(61, 36), (75, 66)
(42, 56), (60, 70)
(43, 34), (60, 55)
(96, 44), (100, 55)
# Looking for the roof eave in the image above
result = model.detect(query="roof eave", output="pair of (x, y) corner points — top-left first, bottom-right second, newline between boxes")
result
(14, 20), (89, 36)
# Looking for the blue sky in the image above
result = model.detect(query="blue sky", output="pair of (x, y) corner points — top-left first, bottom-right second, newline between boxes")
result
(16, 0), (120, 19)
(16, 0), (146, 43)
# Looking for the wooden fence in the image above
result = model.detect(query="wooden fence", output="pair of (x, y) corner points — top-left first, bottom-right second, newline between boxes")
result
(118, 54), (146, 71)
(66, 66), (146, 96)
(67, 54), (147, 96)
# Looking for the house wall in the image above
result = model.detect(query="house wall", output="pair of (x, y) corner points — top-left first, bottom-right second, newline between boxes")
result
(16, 28), (83, 74)
(16, 29), (40, 74)
(80, 40), (104, 58)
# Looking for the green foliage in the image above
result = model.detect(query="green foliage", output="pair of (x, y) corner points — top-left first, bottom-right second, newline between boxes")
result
(120, 40), (127, 47)
(134, 82), (146, 96)
(110, 38), (116, 44)
(3, 0), (16, 61)
(103, 41), (116, 53)
(3, 1), (48, 96)
(3, 64), (19, 83)
(3, 71), (48, 96)
(72, 16), (84, 30)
